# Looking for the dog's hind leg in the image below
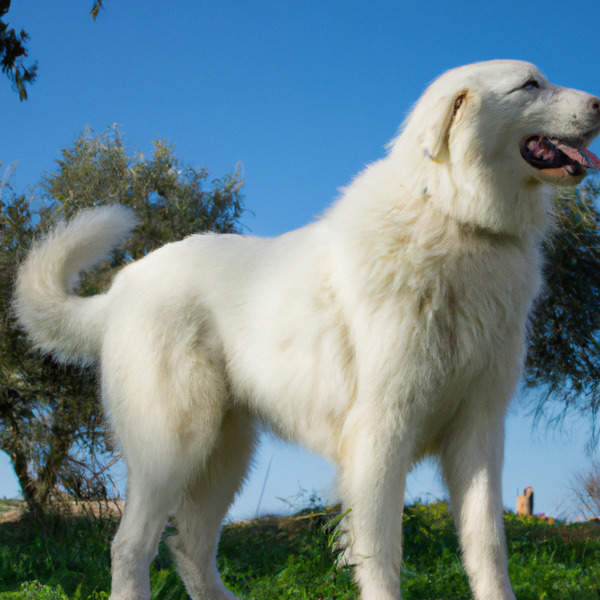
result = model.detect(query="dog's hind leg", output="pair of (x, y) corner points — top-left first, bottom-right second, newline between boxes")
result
(109, 405), (230, 600)
(110, 468), (184, 600)
(166, 408), (257, 600)
(109, 406), (228, 600)
(105, 346), (230, 599)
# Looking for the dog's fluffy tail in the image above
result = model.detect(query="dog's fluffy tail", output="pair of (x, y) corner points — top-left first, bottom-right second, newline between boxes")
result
(14, 205), (138, 366)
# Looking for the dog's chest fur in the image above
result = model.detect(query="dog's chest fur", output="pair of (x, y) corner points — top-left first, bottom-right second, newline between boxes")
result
(339, 212), (543, 388)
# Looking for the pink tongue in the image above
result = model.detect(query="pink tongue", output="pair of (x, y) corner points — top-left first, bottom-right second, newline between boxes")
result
(555, 141), (600, 169)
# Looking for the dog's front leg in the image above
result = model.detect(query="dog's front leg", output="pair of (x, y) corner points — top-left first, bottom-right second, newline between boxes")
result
(337, 406), (411, 600)
(440, 401), (516, 600)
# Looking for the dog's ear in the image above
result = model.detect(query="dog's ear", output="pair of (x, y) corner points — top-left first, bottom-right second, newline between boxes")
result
(421, 91), (467, 161)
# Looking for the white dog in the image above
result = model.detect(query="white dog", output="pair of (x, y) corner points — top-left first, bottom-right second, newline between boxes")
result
(14, 60), (600, 600)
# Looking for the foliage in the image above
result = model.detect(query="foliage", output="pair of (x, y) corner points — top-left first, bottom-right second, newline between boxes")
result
(505, 511), (600, 600)
(0, 126), (244, 513)
(1, 1), (105, 100)
(525, 177), (600, 443)
(89, 2), (105, 22)
(0, 501), (115, 596)
(42, 125), (244, 256)
(0, 0), (36, 100)
(0, 501), (599, 599)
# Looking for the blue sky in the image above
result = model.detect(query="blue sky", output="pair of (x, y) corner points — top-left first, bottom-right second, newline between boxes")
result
(2, 0), (600, 519)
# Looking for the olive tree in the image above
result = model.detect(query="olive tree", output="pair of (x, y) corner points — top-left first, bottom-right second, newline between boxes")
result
(0, 126), (244, 512)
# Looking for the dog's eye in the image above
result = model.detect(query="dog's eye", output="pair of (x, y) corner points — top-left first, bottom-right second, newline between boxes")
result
(522, 79), (540, 90)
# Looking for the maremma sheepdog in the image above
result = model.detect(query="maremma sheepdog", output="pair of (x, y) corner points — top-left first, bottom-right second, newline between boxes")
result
(14, 60), (600, 600)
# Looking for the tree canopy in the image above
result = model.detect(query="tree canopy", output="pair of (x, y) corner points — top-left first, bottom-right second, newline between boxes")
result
(525, 178), (600, 445)
(0, 126), (244, 512)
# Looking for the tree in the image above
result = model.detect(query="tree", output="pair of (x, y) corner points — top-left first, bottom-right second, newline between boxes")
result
(0, 126), (244, 512)
(1, 0), (104, 100)
(0, 180), (105, 512)
(571, 461), (600, 519)
(525, 177), (600, 446)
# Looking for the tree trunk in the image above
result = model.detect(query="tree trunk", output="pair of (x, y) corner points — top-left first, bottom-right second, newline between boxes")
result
(10, 446), (42, 515)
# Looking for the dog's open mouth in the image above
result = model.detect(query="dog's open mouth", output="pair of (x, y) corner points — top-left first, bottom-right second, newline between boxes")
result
(520, 136), (600, 176)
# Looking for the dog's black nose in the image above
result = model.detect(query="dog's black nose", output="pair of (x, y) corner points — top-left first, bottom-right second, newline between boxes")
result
(590, 96), (600, 116)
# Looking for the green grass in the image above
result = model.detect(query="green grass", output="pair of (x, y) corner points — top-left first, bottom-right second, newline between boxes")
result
(0, 499), (598, 599)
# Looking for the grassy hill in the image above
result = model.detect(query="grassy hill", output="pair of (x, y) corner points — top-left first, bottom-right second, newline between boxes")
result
(0, 499), (598, 599)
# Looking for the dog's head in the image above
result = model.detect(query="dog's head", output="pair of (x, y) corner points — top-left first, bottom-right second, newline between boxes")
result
(392, 60), (600, 235)
(415, 60), (600, 186)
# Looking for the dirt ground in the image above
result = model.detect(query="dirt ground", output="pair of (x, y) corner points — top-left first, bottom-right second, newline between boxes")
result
(0, 498), (124, 523)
